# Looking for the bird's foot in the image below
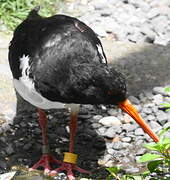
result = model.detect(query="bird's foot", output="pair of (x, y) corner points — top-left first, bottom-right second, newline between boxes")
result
(50, 162), (91, 180)
(29, 154), (62, 174)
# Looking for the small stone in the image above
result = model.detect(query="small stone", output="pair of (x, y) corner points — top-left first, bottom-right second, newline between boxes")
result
(112, 141), (123, 150)
(97, 127), (106, 135)
(122, 114), (133, 123)
(99, 116), (121, 126)
(91, 122), (101, 129)
(107, 148), (115, 155)
(121, 137), (132, 142)
(103, 126), (122, 138)
(128, 95), (140, 105)
(5, 143), (14, 155)
(107, 109), (118, 116)
(126, 167), (140, 173)
(149, 121), (162, 132)
(143, 107), (152, 115)
(100, 9), (112, 17)
(153, 94), (163, 105)
(122, 123), (137, 132)
(23, 143), (32, 150)
(134, 128), (144, 136)
(135, 139), (144, 146)
(147, 114), (155, 121)
(147, 8), (160, 19)
(136, 148), (146, 155)
(156, 111), (168, 125)
(93, 115), (103, 121)
(122, 157), (130, 163)
(153, 87), (166, 95)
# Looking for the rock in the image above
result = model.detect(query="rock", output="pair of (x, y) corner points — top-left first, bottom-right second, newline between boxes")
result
(143, 107), (152, 115)
(99, 116), (122, 126)
(153, 94), (163, 105)
(122, 157), (130, 163)
(97, 127), (106, 135)
(122, 114), (133, 123)
(156, 111), (168, 125)
(107, 109), (118, 116)
(136, 148), (146, 155)
(126, 167), (140, 173)
(112, 141), (124, 150)
(134, 128), (144, 136)
(107, 148), (116, 155)
(153, 86), (167, 95)
(122, 123), (137, 132)
(5, 143), (14, 155)
(128, 95), (140, 105)
(146, 114), (155, 121)
(103, 126), (122, 138)
(121, 137), (132, 142)
(147, 8), (161, 19)
(105, 160), (115, 167)
(93, 115), (103, 121)
(91, 122), (101, 129)
(149, 121), (162, 132)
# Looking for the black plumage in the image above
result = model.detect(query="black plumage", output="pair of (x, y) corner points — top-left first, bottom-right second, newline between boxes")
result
(9, 9), (126, 106)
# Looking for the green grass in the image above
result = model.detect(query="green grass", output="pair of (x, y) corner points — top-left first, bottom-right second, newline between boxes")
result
(0, 0), (64, 31)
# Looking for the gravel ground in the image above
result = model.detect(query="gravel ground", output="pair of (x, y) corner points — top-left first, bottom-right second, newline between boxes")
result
(0, 87), (170, 179)
(0, 0), (170, 179)
(63, 0), (170, 46)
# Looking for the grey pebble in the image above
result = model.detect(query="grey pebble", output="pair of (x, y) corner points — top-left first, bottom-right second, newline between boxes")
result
(103, 126), (122, 138)
(128, 95), (140, 105)
(122, 123), (137, 132)
(134, 128), (144, 136)
(112, 141), (124, 150)
(149, 121), (162, 132)
(121, 137), (132, 142)
(156, 111), (168, 125)
(5, 143), (14, 155)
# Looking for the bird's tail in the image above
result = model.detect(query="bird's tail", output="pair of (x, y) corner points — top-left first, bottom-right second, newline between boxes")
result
(27, 6), (41, 20)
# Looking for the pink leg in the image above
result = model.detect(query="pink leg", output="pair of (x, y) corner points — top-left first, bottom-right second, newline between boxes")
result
(50, 111), (90, 180)
(29, 109), (61, 174)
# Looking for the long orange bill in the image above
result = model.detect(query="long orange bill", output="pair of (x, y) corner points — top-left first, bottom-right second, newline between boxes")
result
(118, 99), (159, 143)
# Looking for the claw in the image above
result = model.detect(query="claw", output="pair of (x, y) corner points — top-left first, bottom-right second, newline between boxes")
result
(29, 154), (61, 174)
(50, 162), (90, 180)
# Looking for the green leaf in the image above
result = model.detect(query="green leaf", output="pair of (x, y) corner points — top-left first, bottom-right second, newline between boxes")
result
(106, 175), (113, 180)
(143, 143), (160, 151)
(162, 137), (170, 144)
(139, 153), (162, 162)
(165, 86), (170, 92)
(106, 166), (120, 174)
(147, 160), (163, 172)
(158, 127), (170, 138)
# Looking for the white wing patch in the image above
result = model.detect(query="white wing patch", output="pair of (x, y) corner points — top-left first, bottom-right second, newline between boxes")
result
(14, 54), (65, 109)
(19, 54), (34, 90)
(96, 44), (107, 64)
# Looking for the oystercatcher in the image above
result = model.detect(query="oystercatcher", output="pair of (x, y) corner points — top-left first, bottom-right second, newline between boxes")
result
(8, 7), (159, 180)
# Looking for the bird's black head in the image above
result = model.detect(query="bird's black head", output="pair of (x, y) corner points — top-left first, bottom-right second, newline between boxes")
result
(61, 62), (127, 105)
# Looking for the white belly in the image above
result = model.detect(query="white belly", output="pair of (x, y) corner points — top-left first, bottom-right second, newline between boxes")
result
(14, 79), (65, 109)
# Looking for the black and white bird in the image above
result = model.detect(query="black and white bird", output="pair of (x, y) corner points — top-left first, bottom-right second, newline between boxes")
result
(8, 7), (159, 180)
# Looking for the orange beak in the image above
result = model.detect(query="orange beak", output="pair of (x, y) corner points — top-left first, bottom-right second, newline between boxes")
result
(118, 99), (159, 142)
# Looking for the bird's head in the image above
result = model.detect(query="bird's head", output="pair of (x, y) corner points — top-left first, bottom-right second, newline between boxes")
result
(97, 66), (159, 143)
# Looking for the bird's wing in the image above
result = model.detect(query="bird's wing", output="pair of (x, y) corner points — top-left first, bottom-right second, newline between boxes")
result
(73, 19), (107, 65)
